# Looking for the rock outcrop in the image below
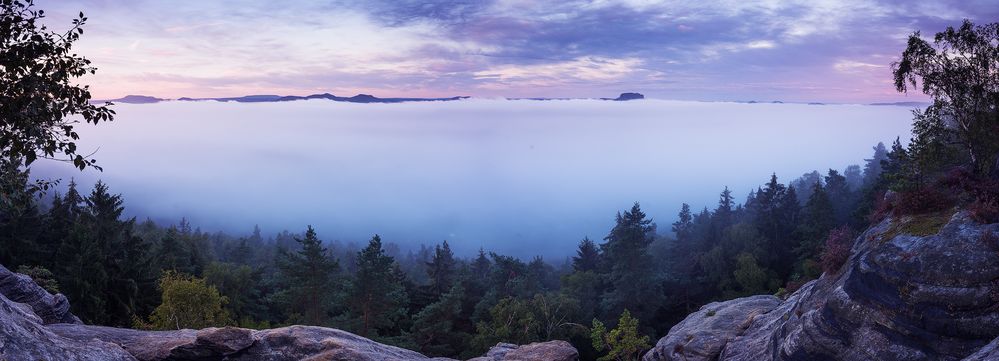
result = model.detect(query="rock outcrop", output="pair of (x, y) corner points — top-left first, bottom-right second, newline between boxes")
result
(0, 265), (577, 361)
(645, 211), (999, 361)
(469, 341), (578, 361)
(0, 290), (135, 360)
(0, 263), (80, 324)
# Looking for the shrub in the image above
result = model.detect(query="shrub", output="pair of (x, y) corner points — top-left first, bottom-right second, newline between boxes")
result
(893, 186), (954, 216)
(148, 271), (230, 330)
(966, 178), (999, 223)
(591, 309), (651, 361)
(820, 227), (853, 274)
(16, 265), (59, 294)
(868, 191), (894, 223)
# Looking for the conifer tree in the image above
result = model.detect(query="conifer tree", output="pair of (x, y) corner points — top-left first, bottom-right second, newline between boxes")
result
(599, 202), (659, 325)
(348, 234), (408, 337)
(426, 240), (456, 299)
(671, 203), (693, 243)
(571, 237), (600, 272)
(796, 182), (835, 265)
(276, 225), (340, 325)
(411, 284), (469, 357)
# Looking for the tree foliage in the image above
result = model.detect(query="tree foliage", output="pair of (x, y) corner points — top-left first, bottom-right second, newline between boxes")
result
(148, 271), (229, 330)
(892, 20), (999, 175)
(0, 0), (115, 171)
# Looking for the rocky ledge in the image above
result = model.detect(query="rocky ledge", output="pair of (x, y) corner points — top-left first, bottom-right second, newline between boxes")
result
(645, 211), (999, 361)
(0, 264), (577, 361)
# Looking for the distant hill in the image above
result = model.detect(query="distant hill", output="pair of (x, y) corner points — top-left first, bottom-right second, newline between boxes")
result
(511, 92), (646, 101)
(175, 93), (469, 103)
(108, 95), (165, 104)
(868, 101), (930, 107)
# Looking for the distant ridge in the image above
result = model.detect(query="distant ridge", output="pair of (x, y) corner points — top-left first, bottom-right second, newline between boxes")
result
(177, 93), (469, 103)
(99, 93), (470, 104)
(868, 101), (930, 107)
(107, 95), (165, 104)
(508, 92), (645, 101)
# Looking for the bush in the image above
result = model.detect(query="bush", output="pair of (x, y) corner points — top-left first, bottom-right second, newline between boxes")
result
(148, 271), (230, 330)
(591, 309), (651, 361)
(966, 178), (999, 223)
(820, 227), (853, 275)
(16, 265), (59, 294)
(893, 186), (954, 216)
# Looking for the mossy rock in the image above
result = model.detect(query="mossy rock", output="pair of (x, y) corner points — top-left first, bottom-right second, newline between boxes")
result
(883, 210), (953, 240)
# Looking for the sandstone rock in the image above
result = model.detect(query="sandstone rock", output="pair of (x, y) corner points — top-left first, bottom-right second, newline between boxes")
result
(0, 263), (81, 324)
(963, 337), (999, 361)
(643, 295), (781, 361)
(0, 292), (135, 361)
(646, 211), (999, 361)
(241, 325), (441, 361)
(469, 341), (578, 361)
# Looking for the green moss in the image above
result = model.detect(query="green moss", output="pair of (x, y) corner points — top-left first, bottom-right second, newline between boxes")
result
(883, 210), (952, 240)
(705, 309), (716, 317)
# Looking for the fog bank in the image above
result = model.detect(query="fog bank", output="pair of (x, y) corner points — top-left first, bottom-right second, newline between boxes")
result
(33, 99), (914, 258)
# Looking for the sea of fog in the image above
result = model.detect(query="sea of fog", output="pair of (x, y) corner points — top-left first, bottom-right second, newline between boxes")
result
(32, 99), (915, 259)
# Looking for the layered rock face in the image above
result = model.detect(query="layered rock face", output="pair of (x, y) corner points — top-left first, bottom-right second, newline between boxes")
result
(0, 264), (578, 361)
(645, 211), (999, 361)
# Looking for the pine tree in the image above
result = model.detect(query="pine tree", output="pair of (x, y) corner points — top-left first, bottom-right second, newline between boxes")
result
(715, 187), (735, 226)
(157, 227), (194, 274)
(276, 225), (340, 325)
(599, 202), (659, 325)
(81, 181), (154, 326)
(671, 203), (693, 242)
(863, 142), (890, 186)
(824, 169), (851, 224)
(411, 284), (469, 357)
(348, 234), (408, 337)
(571, 238), (600, 272)
(796, 182), (835, 265)
(426, 240), (456, 299)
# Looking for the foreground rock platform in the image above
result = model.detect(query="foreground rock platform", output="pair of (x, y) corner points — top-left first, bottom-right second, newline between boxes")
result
(0, 263), (577, 361)
(645, 211), (999, 361)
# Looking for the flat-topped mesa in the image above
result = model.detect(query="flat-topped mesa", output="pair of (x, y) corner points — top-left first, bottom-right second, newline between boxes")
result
(644, 210), (999, 361)
(0, 264), (578, 361)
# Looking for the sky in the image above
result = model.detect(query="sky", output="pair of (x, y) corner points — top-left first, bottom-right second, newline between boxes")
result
(40, 0), (998, 103)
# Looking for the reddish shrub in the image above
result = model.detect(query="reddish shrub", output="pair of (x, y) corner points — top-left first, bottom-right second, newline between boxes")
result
(820, 226), (854, 274)
(784, 279), (806, 294)
(893, 186), (955, 216)
(868, 191), (893, 223)
(964, 178), (999, 223)
(970, 197), (999, 224)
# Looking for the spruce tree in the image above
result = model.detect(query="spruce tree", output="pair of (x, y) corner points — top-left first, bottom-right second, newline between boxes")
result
(411, 284), (469, 357)
(348, 234), (408, 337)
(571, 237), (600, 272)
(426, 240), (456, 299)
(276, 225), (340, 325)
(796, 182), (835, 264)
(599, 202), (659, 325)
(671, 203), (693, 243)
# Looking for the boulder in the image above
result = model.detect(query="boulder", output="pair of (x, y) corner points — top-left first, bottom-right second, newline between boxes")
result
(0, 292), (135, 361)
(469, 341), (578, 361)
(643, 295), (781, 361)
(962, 337), (999, 361)
(0, 263), (81, 324)
(645, 211), (999, 361)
